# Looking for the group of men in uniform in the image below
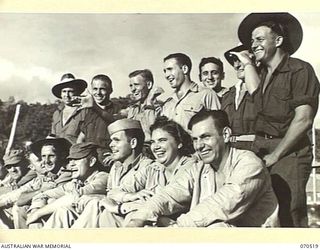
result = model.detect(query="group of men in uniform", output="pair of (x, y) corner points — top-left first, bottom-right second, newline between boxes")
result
(0, 12), (319, 228)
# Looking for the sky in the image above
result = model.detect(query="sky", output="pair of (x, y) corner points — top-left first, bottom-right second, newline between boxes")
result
(1, 12), (320, 124)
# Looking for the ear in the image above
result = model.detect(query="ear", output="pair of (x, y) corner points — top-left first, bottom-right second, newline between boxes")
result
(130, 138), (138, 149)
(177, 143), (183, 149)
(146, 81), (153, 90)
(275, 36), (284, 48)
(182, 65), (189, 75)
(222, 127), (232, 143)
(198, 73), (202, 82)
(221, 72), (225, 80)
(89, 156), (97, 168)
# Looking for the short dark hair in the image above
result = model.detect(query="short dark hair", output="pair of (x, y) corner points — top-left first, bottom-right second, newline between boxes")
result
(199, 57), (224, 74)
(150, 116), (195, 156)
(91, 74), (113, 92)
(163, 53), (192, 74)
(124, 129), (145, 153)
(254, 21), (291, 53)
(128, 69), (154, 83)
(188, 110), (230, 135)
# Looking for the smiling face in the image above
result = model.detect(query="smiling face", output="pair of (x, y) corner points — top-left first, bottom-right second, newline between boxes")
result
(191, 117), (227, 165)
(251, 26), (278, 64)
(163, 58), (186, 90)
(91, 79), (112, 105)
(200, 62), (224, 90)
(109, 131), (133, 163)
(150, 128), (180, 167)
(61, 87), (76, 106)
(29, 152), (46, 174)
(70, 157), (91, 181)
(6, 164), (24, 181)
(40, 145), (58, 173)
(233, 60), (245, 80)
(129, 75), (150, 103)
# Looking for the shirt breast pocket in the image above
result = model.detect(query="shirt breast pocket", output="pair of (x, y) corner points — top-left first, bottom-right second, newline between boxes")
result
(182, 103), (203, 114)
(269, 87), (292, 118)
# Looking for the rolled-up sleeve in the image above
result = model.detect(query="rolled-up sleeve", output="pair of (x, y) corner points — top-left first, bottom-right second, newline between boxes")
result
(289, 62), (320, 112)
(203, 89), (221, 110)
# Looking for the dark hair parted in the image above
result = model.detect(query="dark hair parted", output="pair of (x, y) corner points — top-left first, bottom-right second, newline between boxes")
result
(199, 57), (224, 75)
(124, 129), (145, 153)
(254, 21), (292, 53)
(163, 53), (192, 74)
(188, 109), (230, 135)
(91, 74), (113, 92)
(150, 116), (195, 156)
(128, 69), (154, 83)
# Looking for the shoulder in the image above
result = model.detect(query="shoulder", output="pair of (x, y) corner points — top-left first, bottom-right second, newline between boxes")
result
(287, 57), (315, 73)
(93, 171), (109, 180)
(230, 148), (264, 172)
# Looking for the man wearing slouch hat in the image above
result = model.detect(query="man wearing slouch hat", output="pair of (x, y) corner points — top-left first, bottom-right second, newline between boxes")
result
(238, 12), (320, 227)
(26, 142), (108, 228)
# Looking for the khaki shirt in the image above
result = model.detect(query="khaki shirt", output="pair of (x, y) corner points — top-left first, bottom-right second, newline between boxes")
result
(51, 104), (88, 144)
(127, 104), (158, 142)
(30, 170), (108, 210)
(107, 155), (153, 191)
(130, 148), (278, 227)
(161, 83), (221, 132)
(108, 156), (197, 202)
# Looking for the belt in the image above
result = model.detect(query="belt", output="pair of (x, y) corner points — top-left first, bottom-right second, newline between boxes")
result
(256, 132), (282, 139)
(230, 134), (256, 142)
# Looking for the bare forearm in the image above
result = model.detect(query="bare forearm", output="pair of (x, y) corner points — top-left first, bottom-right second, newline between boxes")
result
(272, 107), (313, 159)
(244, 65), (260, 94)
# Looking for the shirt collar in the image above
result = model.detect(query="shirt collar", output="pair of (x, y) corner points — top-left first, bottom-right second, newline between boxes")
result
(84, 170), (100, 185)
(120, 154), (143, 171)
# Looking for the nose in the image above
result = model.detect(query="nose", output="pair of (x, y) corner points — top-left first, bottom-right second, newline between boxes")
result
(207, 73), (213, 80)
(194, 139), (205, 151)
(152, 141), (161, 151)
(251, 40), (258, 51)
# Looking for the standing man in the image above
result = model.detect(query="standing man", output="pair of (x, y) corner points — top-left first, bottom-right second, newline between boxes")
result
(127, 69), (162, 143)
(51, 73), (88, 144)
(238, 12), (320, 227)
(77, 74), (121, 165)
(161, 53), (221, 132)
(125, 110), (278, 227)
(198, 57), (228, 100)
(222, 44), (260, 150)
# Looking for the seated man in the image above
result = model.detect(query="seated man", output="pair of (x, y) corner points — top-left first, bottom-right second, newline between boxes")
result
(126, 110), (279, 227)
(26, 142), (108, 228)
(0, 149), (36, 228)
(44, 119), (153, 228)
(10, 137), (71, 229)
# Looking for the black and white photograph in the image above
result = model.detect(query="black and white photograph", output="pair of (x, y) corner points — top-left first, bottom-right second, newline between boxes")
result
(0, 1), (320, 245)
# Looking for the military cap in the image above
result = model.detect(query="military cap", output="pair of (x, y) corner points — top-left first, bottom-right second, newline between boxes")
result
(108, 119), (142, 136)
(67, 142), (98, 160)
(30, 135), (71, 159)
(224, 44), (247, 66)
(51, 74), (87, 99)
(238, 12), (303, 55)
(3, 149), (25, 167)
